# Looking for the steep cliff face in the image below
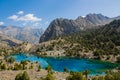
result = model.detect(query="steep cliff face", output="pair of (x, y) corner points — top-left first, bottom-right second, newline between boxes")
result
(39, 14), (111, 42)
(39, 18), (80, 42)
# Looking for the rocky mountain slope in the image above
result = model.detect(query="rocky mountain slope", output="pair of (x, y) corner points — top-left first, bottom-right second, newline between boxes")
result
(0, 26), (44, 43)
(39, 13), (120, 42)
(0, 33), (22, 50)
(33, 20), (120, 62)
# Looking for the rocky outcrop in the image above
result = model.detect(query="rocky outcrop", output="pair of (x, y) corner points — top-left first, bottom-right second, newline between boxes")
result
(39, 13), (111, 42)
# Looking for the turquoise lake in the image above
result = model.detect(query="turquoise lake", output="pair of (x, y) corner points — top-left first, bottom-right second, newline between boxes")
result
(9, 53), (118, 75)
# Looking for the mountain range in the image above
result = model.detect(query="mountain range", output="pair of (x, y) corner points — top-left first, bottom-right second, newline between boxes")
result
(39, 13), (120, 43)
(0, 33), (22, 48)
(1, 13), (120, 44)
(0, 26), (44, 43)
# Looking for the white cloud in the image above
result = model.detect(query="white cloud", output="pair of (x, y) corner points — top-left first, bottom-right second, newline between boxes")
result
(8, 11), (42, 28)
(17, 11), (24, 15)
(0, 21), (4, 25)
(18, 14), (42, 22)
(8, 15), (18, 20)
(8, 13), (42, 22)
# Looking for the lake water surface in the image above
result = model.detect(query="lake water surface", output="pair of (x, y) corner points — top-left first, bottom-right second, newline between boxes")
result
(9, 53), (118, 75)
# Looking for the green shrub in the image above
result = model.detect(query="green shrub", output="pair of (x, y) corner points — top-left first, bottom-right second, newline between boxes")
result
(45, 65), (52, 73)
(38, 65), (41, 71)
(15, 73), (22, 80)
(117, 56), (120, 62)
(15, 71), (30, 80)
(21, 60), (27, 70)
(14, 63), (22, 70)
(70, 70), (75, 75)
(105, 73), (113, 80)
(1, 64), (7, 70)
(29, 63), (33, 69)
(83, 70), (90, 80)
(64, 67), (68, 72)
(7, 57), (15, 63)
(44, 73), (55, 80)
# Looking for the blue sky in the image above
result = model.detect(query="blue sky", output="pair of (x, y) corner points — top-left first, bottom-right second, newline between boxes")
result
(0, 0), (120, 29)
